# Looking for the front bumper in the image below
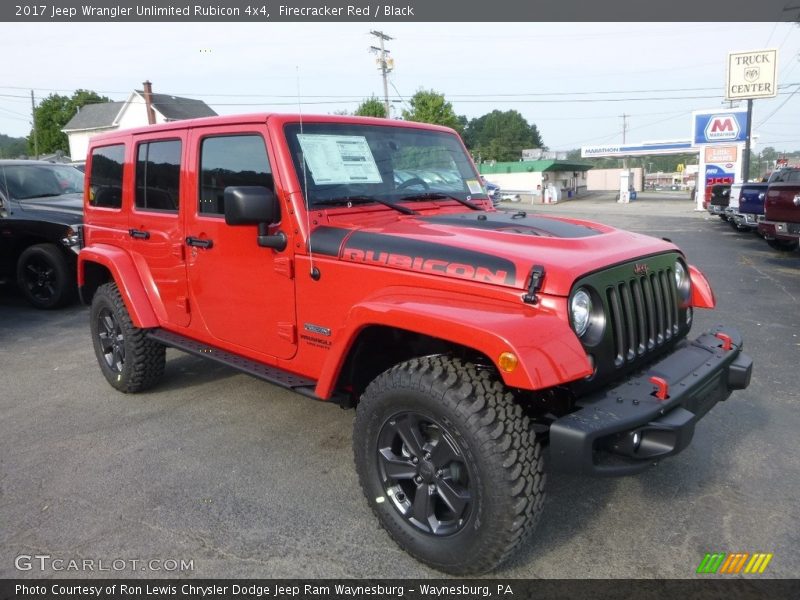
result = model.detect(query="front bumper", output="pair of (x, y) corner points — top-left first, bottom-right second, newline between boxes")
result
(733, 212), (759, 229)
(549, 326), (752, 476)
(772, 220), (800, 239)
(708, 204), (727, 216)
(759, 220), (799, 241)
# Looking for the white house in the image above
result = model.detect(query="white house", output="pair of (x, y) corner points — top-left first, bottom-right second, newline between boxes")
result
(62, 82), (216, 160)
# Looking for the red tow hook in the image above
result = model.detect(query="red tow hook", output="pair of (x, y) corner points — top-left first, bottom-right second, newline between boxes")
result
(715, 332), (733, 351)
(649, 376), (669, 401)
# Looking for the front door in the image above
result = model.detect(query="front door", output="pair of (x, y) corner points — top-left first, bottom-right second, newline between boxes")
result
(184, 126), (297, 360)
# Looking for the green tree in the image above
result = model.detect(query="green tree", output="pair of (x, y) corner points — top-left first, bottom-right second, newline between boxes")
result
(760, 146), (778, 166)
(29, 89), (110, 155)
(401, 89), (463, 134)
(464, 110), (544, 162)
(0, 134), (28, 158)
(354, 96), (387, 118)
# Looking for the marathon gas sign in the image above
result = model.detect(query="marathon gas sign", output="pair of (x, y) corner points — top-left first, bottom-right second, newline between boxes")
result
(692, 110), (748, 145)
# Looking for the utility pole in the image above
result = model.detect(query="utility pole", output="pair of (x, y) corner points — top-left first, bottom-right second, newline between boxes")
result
(621, 113), (628, 144)
(742, 98), (753, 182)
(30, 90), (39, 159)
(621, 113), (628, 169)
(369, 30), (394, 118)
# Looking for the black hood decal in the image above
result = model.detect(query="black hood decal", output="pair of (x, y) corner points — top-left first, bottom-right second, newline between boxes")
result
(310, 226), (516, 286)
(421, 212), (600, 238)
(309, 226), (350, 256)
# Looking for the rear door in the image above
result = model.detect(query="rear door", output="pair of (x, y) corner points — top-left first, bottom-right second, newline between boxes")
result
(183, 125), (297, 359)
(127, 134), (190, 326)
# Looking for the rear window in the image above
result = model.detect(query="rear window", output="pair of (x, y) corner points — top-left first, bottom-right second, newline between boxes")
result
(89, 144), (125, 208)
(135, 139), (181, 212)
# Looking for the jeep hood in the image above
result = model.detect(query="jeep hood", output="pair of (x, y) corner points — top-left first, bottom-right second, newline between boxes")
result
(309, 211), (678, 296)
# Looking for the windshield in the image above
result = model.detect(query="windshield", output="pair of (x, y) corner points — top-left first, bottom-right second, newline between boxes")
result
(284, 123), (488, 208)
(0, 164), (85, 199)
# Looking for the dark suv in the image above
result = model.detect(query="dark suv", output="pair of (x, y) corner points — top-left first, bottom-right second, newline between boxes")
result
(0, 160), (84, 308)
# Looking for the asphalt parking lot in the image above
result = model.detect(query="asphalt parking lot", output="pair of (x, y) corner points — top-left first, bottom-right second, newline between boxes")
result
(1, 192), (798, 579)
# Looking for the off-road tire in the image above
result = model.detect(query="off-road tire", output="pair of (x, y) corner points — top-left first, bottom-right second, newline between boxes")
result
(90, 282), (165, 393)
(16, 243), (75, 309)
(766, 238), (799, 252)
(353, 356), (545, 575)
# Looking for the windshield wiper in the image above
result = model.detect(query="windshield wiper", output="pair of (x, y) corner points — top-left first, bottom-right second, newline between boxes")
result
(312, 195), (418, 215)
(399, 192), (483, 211)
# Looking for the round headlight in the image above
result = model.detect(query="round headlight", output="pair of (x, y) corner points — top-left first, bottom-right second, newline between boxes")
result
(674, 260), (691, 301)
(570, 288), (592, 337)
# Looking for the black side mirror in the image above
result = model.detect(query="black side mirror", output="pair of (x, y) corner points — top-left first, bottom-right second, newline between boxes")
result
(224, 186), (279, 226)
(223, 186), (286, 251)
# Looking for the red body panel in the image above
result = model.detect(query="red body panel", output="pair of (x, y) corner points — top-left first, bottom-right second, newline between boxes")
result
(688, 265), (715, 309)
(79, 245), (159, 328)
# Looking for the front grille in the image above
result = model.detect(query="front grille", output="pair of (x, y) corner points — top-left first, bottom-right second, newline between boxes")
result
(606, 268), (679, 367)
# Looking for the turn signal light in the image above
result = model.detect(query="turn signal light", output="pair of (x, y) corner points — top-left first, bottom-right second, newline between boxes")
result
(498, 352), (518, 373)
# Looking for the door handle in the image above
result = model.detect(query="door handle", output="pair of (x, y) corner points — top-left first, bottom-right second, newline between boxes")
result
(129, 228), (150, 240)
(186, 236), (213, 249)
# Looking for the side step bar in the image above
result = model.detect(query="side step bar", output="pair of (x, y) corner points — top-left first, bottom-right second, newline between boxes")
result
(147, 328), (320, 399)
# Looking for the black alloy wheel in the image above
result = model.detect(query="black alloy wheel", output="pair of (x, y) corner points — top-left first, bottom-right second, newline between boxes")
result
(353, 356), (545, 574)
(16, 243), (74, 309)
(90, 282), (165, 393)
(96, 307), (126, 373)
(377, 411), (472, 536)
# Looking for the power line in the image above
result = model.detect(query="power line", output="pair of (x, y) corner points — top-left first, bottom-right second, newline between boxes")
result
(757, 84), (800, 127)
(2, 83), (798, 99)
(388, 78), (411, 111)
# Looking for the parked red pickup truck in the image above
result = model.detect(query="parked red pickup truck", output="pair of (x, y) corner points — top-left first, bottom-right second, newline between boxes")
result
(78, 114), (752, 574)
(759, 169), (800, 251)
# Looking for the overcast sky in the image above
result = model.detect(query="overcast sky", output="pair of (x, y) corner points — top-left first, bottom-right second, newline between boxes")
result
(2, 22), (799, 153)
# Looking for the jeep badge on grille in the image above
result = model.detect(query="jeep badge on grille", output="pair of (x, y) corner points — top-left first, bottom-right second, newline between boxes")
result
(634, 263), (650, 275)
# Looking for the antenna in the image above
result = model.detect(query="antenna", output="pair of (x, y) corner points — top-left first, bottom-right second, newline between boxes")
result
(296, 66), (319, 281)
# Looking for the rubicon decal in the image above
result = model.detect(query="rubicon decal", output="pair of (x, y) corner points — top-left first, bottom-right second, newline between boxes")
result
(340, 232), (517, 285)
(696, 552), (773, 574)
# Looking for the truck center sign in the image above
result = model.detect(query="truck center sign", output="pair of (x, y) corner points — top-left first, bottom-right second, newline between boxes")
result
(726, 49), (778, 100)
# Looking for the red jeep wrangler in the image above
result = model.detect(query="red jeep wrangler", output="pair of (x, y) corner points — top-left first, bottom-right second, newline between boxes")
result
(79, 114), (752, 574)
(758, 168), (800, 251)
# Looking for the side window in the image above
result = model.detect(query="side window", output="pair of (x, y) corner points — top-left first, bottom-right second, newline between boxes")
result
(199, 135), (272, 216)
(89, 144), (125, 208)
(788, 171), (800, 183)
(136, 139), (181, 212)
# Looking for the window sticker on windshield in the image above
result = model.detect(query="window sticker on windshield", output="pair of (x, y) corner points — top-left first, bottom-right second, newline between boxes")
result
(466, 179), (483, 194)
(297, 134), (383, 185)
